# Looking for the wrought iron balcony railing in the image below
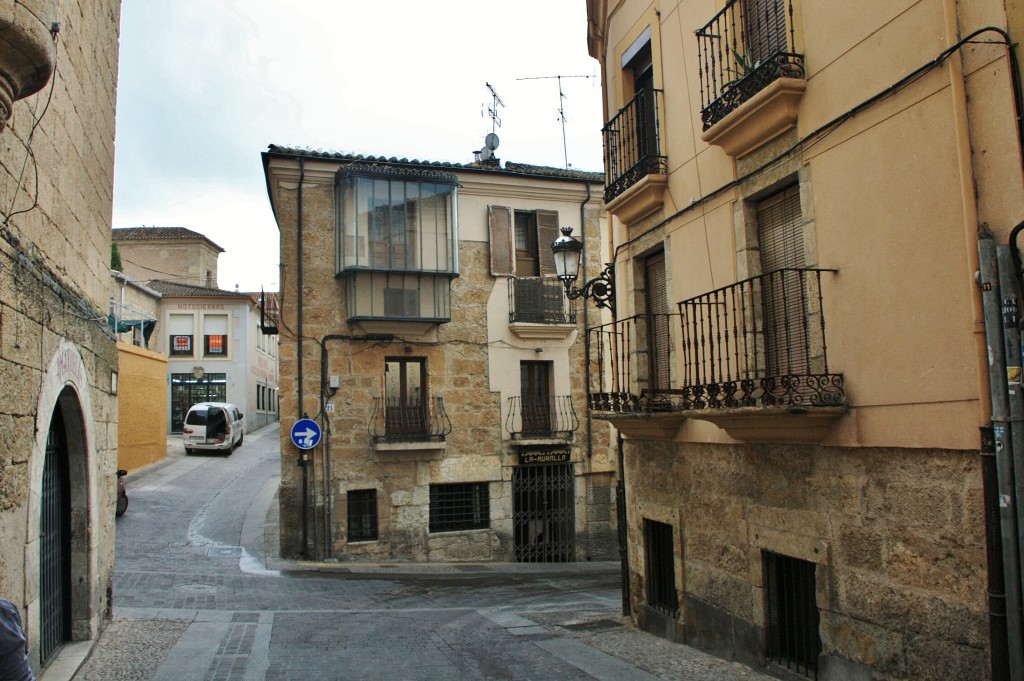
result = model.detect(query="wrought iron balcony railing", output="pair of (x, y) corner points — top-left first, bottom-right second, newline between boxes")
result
(602, 88), (667, 203)
(369, 396), (452, 444)
(508, 277), (576, 325)
(695, 0), (805, 131)
(505, 395), (579, 440)
(588, 269), (844, 414)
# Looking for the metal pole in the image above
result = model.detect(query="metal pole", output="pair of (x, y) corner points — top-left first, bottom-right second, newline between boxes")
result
(616, 433), (630, 616)
(983, 426), (1011, 681)
(979, 232), (1024, 678)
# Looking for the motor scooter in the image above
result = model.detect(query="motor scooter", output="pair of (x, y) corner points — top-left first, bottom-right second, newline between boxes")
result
(116, 469), (128, 516)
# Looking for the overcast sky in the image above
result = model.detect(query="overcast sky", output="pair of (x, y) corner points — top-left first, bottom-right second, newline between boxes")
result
(112, 1), (605, 292)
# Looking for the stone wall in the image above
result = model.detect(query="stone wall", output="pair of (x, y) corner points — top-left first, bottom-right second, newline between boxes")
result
(625, 440), (987, 680)
(0, 0), (122, 670)
(270, 160), (618, 562)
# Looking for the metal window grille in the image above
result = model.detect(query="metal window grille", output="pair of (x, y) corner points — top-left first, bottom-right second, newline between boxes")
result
(429, 482), (490, 533)
(764, 551), (821, 678)
(347, 489), (378, 542)
(644, 519), (679, 616)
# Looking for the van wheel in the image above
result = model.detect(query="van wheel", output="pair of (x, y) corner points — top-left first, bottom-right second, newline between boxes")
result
(184, 447), (192, 455)
(237, 434), (244, 446)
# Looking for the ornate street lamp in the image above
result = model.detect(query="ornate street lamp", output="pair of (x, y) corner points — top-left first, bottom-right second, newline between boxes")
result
(551, 226), (615, 313)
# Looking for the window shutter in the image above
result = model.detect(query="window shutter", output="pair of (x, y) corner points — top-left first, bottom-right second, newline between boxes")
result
(536, 210), (559, 276)
(757, 185), (807, 375)
(645, 252), (671, 391)
(488, 205), (514, 276)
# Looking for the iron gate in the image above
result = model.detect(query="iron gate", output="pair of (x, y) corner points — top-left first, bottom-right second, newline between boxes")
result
(40, 409), (71, 664)
(513, 463), (575, 562)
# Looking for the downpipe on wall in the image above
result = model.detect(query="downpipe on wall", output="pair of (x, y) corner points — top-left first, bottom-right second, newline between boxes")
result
(978, 230), (1024, 679)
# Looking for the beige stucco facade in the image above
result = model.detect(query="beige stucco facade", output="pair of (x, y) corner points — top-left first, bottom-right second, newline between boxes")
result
(0, 0), (121, 674)
(586, 0), (1023, 679)
(115, 341), (168, 472)
(263, 147), (618, 563)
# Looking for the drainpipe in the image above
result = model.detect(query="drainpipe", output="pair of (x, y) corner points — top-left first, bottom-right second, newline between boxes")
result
(318, 333), (394, 560)
(580, 182), (593, 461)
(978, 230), (1024, 678)
(982, 425), (1011, 681)
(297, 157), (309, 560)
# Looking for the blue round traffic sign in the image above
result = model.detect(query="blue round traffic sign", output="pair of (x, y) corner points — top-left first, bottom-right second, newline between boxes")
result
(290, 418), (322, 450)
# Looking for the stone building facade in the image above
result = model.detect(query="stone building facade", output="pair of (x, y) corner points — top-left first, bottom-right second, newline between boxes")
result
(584, 0), (1023, 679)
(262, 146), (617, 563)
(0, 0), (122, 675)
(113, 226), (224, 288)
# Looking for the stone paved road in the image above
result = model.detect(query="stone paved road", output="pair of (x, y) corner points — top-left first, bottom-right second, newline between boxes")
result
(71, 424), (773, 681)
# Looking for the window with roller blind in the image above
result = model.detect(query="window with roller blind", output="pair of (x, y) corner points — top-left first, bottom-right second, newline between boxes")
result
(203, 314), (229, 358)
(169, 313), (194, 357)
(645, 251), (671, 394)
(757, 185), (807, 376)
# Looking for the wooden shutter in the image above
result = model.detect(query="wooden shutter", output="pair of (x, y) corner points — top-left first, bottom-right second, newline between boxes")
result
(757, 185), (807, 375)
(645, 252), (671, 392)
(536, 210), (559, 276)
(488, 205), (514, 276)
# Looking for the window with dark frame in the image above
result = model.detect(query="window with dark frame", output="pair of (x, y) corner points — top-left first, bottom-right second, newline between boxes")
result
(384, 357), (427, 436)
(644, 518), (679, 616)
(757, 185), (808, 377)
(514, 211), (539, 277)
(204, 334), (227, 356)
(429, 482), (490, 533)
(347, 489), (378, 542)
(520, 361), (552, 435)
(170, 335), (193, 356)
(763, 550), (821, 678)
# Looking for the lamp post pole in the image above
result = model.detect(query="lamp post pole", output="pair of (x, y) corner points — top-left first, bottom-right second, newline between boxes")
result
(551, 226), (629, 615)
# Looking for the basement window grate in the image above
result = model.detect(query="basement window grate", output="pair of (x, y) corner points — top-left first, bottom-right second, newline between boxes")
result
(644, 519), (678, 616)
(429, 482), (490, 533)
(764, 550), (821, 678)
(347, 489), (378, 542)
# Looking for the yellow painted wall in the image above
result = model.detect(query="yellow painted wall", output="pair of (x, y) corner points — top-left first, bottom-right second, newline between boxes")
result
(117, 341), (169, 471)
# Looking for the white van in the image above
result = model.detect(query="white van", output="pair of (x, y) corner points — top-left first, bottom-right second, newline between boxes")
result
(182, 402), (245, 455)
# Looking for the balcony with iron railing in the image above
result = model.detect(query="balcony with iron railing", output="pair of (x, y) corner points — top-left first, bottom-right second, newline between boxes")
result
(588, 269), (845, 441)
(602, 88), (668, 224)
(508, 277), (577, 338)
(369, 396), (452, 451)
(695, 0), (806, 157)
(505, 395), (579, 443)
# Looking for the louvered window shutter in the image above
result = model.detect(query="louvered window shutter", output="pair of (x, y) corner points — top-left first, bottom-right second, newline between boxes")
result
(757, 185), (807, 375)
(536, 210), (559, 277)
(488, 205), (514, 276)
(645, 252), (671, 391)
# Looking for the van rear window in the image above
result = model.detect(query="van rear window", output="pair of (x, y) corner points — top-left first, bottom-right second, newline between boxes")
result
(185, 409), (209, 426)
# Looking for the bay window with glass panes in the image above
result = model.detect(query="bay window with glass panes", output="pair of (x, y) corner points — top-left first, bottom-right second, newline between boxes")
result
(335, 165), (458, 323)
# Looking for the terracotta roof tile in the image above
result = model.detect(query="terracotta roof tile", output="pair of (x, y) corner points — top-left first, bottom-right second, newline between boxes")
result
(265, 145), (604, 183)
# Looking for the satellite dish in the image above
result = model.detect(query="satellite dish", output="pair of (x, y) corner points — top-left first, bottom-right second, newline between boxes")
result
(485, 133), (500, 151)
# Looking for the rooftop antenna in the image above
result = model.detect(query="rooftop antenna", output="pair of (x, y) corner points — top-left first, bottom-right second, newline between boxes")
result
(517, 73), (594, 168)
(484, 82), (504, 134)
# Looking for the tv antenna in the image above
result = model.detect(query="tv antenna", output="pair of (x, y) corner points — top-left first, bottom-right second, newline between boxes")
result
(517, 73), (594, 168)
(484, 82), (504, 134)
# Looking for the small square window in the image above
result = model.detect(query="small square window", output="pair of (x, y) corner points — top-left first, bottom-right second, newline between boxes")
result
(170, 335), (193, 356)
(429, 483), (489, 533)
(204, 334), (227, 356)
(347, 489), (378, 542)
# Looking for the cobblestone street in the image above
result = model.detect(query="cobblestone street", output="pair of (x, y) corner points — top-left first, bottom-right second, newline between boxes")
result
(65, 425), (772, 681)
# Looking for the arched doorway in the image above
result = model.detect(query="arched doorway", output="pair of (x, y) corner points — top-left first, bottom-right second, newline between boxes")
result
(37, 386), (90, 666)
(39, 403), (71, 663)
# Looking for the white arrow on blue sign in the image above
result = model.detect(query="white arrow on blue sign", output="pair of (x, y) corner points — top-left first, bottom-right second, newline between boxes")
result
(290, 418), (322, 450)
